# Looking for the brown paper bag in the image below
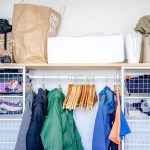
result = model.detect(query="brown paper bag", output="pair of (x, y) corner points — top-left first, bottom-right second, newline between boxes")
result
(13, 4), (61, 63)
(143, 35), (150, 63)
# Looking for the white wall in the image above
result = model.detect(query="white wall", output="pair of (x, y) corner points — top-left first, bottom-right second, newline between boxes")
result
(0, 0), (150, 36)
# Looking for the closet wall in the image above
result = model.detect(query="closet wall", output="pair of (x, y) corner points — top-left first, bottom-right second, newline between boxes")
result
(1, 0), (150, 36)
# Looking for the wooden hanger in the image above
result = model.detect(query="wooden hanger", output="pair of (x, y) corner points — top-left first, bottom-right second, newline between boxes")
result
(87, 85), (92, 109)
(90, 84), (98, 109)
(69, 84), (77, 109)
(66, 84), (77, 109)
(78, 84), (85, 108)
(83, 84), (90, 109)
(86, 76), (95, 109)
(72, 85), (83, 109)
(63, 84), (73, 109)
(87, 76), (97, 109)
(79, 84), (86, 109)
(69, 76), (83, 110)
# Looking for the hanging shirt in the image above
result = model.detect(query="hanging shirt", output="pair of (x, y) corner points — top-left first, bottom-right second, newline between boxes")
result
(109, 86), (131, 149)
(26, 88), (47, 150)
(109, 85), (121, 149)
(92, 86), (117, 150)
(15, 92), (33, 150)
(41, 88), (84, 150)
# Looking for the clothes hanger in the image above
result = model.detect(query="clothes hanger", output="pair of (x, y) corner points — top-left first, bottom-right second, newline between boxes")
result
(78, 84), (85, 108)
(105, 75), (109, 87)
(114, 75), (120, 105)
(42, 75), (45, 90)
(86, 77), (92, 109)
(66, 76), (77, 109)
(58, 75), (62, 91)
(75, 76), (83, 108)
(78, 76), (86, 109)
(72, 77), (83, 109)
(93, 90), (98, 108)
(63, 75), (74, 109)
(114, 75), (120, 92)
(88, 76), (97, 109)
(63, 84), (73, 109)
(69, 84), (78, 110)
(84, 84), (90, 109)
(83, 77), (90, 109)
(29, 79), (33, 93)
(86, 76), (97, 109)
(72, 84), (81, 109)
(71, 76), (82, 110)
(79, 83), (87, 109)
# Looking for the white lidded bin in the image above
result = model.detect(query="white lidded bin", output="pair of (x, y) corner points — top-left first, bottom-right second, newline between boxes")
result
(47, 34), (124, 63)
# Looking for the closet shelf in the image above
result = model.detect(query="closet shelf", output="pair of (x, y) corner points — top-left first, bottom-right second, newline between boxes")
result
(0, 63), (150, 69)
(124, 143), (150, 146)
(0, 95), (23, 98)
(124, 96), (150, 99)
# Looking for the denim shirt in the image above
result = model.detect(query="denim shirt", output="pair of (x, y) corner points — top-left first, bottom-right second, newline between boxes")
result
(92, 86), (116, 150)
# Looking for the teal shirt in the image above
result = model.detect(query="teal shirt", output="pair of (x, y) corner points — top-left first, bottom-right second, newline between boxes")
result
(41, 88), (84, 150)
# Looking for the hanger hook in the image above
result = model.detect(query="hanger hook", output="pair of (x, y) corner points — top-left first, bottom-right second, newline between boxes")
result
(114, 75), (115, 84)
(115, 75), (117, 85)
(77, 75), (80, 84)
(92, 75), (95, 84)
(58, 75), (60, 82)
(43, 75), (44, 82)
(106, 75), (108, 85)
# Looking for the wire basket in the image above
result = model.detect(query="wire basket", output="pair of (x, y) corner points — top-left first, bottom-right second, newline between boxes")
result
(125, 75), (150, 94)
(0, 73), (23, 95)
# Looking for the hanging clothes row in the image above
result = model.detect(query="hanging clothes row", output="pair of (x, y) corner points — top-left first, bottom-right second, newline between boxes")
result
(92, 83), (131, 150)
(15, 76), (130, 150)
(15, 79), (84, 150)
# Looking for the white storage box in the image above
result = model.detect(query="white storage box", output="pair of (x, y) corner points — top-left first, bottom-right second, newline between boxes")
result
(47, 34), (124, 63)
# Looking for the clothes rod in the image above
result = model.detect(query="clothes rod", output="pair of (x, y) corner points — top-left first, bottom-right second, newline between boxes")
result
(28, 75), (121, 79)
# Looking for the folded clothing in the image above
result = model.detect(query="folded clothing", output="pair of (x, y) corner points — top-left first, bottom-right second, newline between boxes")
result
(126, 99), (150, 116)
(126, 75), (150, 93)
(132, 100), (150, 116)
(0, 99), (22, 112)
(0, 108), (22, 114)
(0, 99), (22, 107)
(0, 80), (23, 94)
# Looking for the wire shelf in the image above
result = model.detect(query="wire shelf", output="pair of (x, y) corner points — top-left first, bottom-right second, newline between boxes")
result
(0, 120), (21, 142)
(123, 68), (150, 150)
(0, 142), (16, 150)
(127, 120), (150, 132)
(125, 132), (150, 144)
(0, 68), (25, 150)
(124, 143), (150, 150)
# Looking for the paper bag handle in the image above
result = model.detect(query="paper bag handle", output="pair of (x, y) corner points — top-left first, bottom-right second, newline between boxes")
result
(60, 5), (65, 17)
(20, 0), (25, 3)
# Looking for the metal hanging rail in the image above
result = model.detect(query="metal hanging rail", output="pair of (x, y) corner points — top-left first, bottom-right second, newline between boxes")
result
(28, 75), (121, 79)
